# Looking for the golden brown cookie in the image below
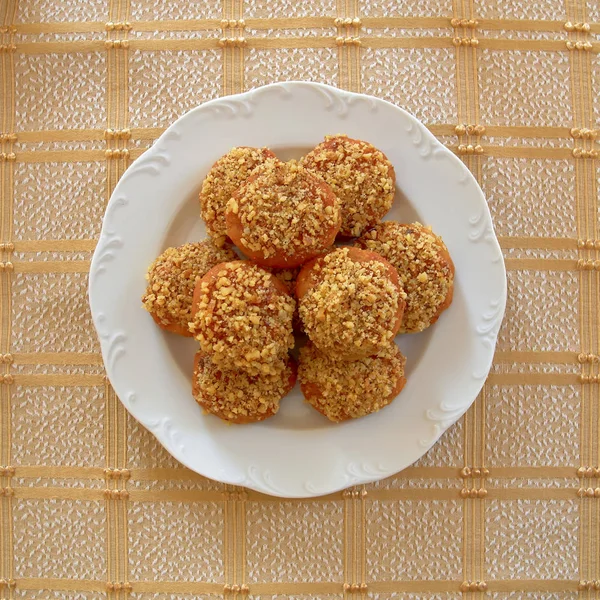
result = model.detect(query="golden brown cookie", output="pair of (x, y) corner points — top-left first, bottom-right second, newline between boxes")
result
(142, 241), (236, 336)
(299, 341), (407, 422)
(193, 351), (297, 424)
(199, 147), (277, 246)
(356, 221), (454, 333)
(225, 160), (341, 268)
(189, 261), (296, 375)
(301, 135), (395, 237)
(296, 247), (406, 360)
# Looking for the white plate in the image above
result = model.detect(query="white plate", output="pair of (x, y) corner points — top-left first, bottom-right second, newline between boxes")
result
(89, 81), (506, 498)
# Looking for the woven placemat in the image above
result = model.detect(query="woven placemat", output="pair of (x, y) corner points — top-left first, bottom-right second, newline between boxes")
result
(1, 0), (598, 597)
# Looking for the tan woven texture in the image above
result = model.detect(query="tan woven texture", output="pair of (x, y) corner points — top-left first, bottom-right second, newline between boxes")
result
(1, 0), (599, 597)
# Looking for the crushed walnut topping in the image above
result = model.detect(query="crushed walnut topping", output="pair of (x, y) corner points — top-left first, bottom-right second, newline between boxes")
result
(189, 261), (296, 375)
(299, 342), (406, 422)
(271, 266), (303, 331)
(300, 134), (395, 237)
(356, 221), (454, 333)
(271, 267), (300, 296)
(142, 241), (236, 331)
(226, 160), (340, 266)
(298, 247), (406, 360)
(193, 352), (296, 423)
(199, 147), (276, 246)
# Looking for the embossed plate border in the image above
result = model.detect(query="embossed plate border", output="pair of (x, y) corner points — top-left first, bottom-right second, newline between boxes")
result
(89, 81), (506, 498)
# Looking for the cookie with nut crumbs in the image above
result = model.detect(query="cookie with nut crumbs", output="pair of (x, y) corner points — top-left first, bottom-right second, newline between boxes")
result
(225, 160), (341, 268)
(189, 260), (296, 375)
(356, 221), (454, 333)
(300, 135), (395, 237)
(193, 351), (297, 424)
(296, 247), (406, 361)
(142, 241), (236, 336)
(199, 146), (277, 246)
(299, 341), (407, 422)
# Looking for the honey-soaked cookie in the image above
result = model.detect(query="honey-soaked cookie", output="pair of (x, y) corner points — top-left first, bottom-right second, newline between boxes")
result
(142, 241), (236, 336)
(296, 247), (406, 360)
(199, 147), (277, 246)
(193, 351), (297, 424)
(299, 341), (406, 422)
(225, 160), (341, 268)
(189, 261), (295, 375)
(301, 135), (395, 237)
(356, 221), (454, 333)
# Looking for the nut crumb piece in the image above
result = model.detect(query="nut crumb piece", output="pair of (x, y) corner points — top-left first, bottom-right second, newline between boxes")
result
(301, 135), (395, 237)
(200, 147), (277, 246)
(297, 247), (406, 360)
(356, 221), (454, 333)
(193, 351), (297, 423)
(142, 241), (236, 336)
(189, 260), (296, 375)
(299, 342), (407, 422)
(226, 160), (341, 267)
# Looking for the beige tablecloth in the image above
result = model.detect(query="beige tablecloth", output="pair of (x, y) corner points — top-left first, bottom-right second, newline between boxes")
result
(1, 0), (598, 597)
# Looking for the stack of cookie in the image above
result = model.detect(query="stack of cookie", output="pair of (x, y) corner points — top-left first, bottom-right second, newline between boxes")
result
(142, 135), (454, 424)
